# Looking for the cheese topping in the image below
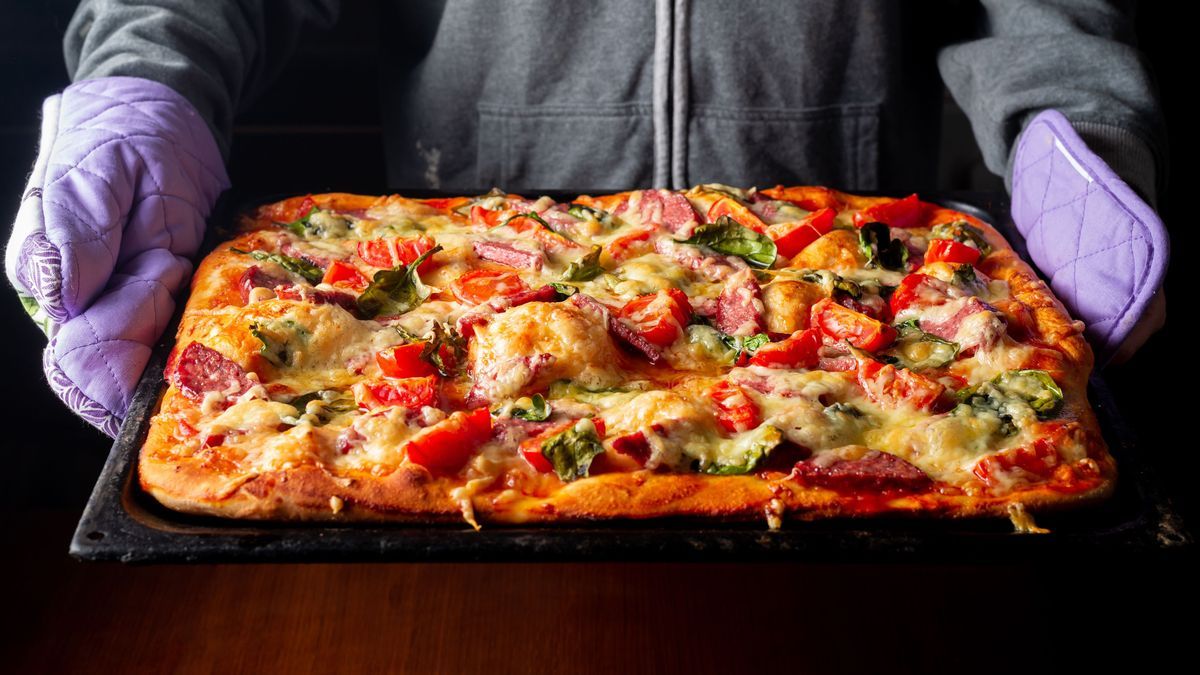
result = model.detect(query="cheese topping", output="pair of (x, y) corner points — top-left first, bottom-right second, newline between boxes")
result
(155, 187), (1099, 514)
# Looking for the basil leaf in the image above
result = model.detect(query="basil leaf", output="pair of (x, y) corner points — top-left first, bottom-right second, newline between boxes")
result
(857, 222), (909, 271)
(549, 282), (579, 298)
(419, 321), (466, 377)
(288, 390), (355, 426)
(547, 380), (633, 405)
(249, 319), (308, 367)
(541, 419), (605, 482)
(883, 320), (960, 370)
(284, 207), (317, 237)
(231, 248), (323, 284)
(823, 402), (863, 419)
(993, 370), (1063, 417)
(561, 245), (604, 282)
(700, 425), (782, 475)
(954, 369), (1063, 436)
(355, 245), (442, 319)
(500, 211), (553, 231)
(720, 332), (771, 364)
(567, 203), (608, 223)
(799, 269), (862, 299)
(684, 216), (777, 269)
(510, 394), (551, 422)
(931, 220), (991, 256)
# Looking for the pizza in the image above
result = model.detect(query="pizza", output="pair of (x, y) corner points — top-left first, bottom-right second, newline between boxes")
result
(139, 185), (1115, 528)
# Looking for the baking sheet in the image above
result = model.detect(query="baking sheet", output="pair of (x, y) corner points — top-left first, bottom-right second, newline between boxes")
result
(70, 190), (1193, 562)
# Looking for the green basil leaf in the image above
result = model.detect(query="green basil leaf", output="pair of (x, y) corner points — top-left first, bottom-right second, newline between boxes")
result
(857, 222), (909, 271)
(549, 282), (579, 298)
(500, 211), (553, 231)
(509, 393), (551, 422)
(231, 248), (323, 284)
(719, 332), (771, 364)
(567, 203), (608, 222)
(355, 245), (442, 319)
(684, 216), (777, 269)
(993, 370), (1063, 417)
(700, 425), (782, 475)
(931, 220), (992, 256)
(249, 319), (308, 367)
(954, 369), (1063, 436)
(561, 245), (604, 282)
(419, 321), (466, 377)
(284, 207), (317, 237)
(288, 390), (355, 426)
(542, 419), (605, 481)
(547, 380), (634, 405)
(883, 320), (960, 371)
(799, 269), (861, 299)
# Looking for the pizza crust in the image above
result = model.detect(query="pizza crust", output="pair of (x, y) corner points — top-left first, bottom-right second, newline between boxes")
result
(139, 188), (1117, 527)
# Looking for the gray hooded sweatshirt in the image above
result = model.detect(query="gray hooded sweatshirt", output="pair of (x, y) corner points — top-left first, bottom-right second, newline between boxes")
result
(63, 0), (1165, 201)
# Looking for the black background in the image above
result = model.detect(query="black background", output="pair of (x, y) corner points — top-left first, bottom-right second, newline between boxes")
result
(0, 2), (1193, 672)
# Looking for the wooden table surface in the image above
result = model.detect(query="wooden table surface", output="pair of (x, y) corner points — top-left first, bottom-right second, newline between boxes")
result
(2, 510), (1193, 674)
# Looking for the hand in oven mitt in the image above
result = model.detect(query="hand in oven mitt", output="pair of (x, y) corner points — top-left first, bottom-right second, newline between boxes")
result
(5, 77), (228, 437)
(1011, 109), (1168, 367)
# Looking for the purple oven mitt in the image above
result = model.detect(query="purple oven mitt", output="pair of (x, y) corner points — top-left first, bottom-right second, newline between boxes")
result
(5, 76), (229, 437)
(1011, 109), (1168, 366)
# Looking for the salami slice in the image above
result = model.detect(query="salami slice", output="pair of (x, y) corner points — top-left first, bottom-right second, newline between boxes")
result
(238, 265), (289, 303)
(792, 450), (932, 493)
(639, 188), (699, 237)
(472, 240), (545, 271)
(170, 342), (255, 404)
(715, 269), (765, 336)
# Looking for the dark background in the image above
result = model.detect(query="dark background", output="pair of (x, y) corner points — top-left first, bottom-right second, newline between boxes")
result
(0, 2), (1192, 673)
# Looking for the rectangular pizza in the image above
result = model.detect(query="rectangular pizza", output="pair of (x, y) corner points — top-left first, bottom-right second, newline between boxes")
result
(139, 185), (1115, 528)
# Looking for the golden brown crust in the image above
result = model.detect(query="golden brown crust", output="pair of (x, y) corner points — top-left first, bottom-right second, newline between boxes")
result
(139, 188), (1116, 527)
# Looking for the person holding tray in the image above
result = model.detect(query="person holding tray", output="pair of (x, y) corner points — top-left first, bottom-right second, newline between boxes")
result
(5, 1), (1167, 437)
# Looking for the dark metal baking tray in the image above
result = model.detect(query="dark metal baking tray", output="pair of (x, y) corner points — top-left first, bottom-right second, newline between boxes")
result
(70, 190), (1192, 563)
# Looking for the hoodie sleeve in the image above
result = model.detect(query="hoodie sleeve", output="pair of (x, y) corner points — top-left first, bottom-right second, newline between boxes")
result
(64, 0), (340, 159)
(937, 0), (1165, 205)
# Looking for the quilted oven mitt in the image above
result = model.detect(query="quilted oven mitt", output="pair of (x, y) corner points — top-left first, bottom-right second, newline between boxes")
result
(5, 76), (228, 437)
(1011, 109), (1168, 366)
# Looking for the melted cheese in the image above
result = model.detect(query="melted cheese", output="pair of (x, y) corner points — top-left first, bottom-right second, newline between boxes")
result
(469, 301), (623, 401)
(167, 186), (1088, 506)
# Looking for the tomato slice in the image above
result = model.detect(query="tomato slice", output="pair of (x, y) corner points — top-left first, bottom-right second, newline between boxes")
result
(856, 358), (945, 411)
(811, 298), (897, 352)
(888, 273), (952, 317)
(748, 329), (821, 369)
(604, 226), (655, 262)
(707, 197), (768, 233)
(769, 207), (837, 258)
(376, 343), (437, 379)
(421, 196), (471, 211)
(450, 268), (530, 305)
(925, 239), (982, 266)
(618, 288), (693, 348)
(405, 407), (492, 474)
(358, 376), (439, 411)
(357, 235), (437, 271)
(973, 437), (1060, 486)
(503, 212), (580, 252)
(853, 194), (928, 229)
(519, 420), (572, 472)
(321, 260), (369, 290)
(709, 381), (761, 435)
(470, 205), (503, 228)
